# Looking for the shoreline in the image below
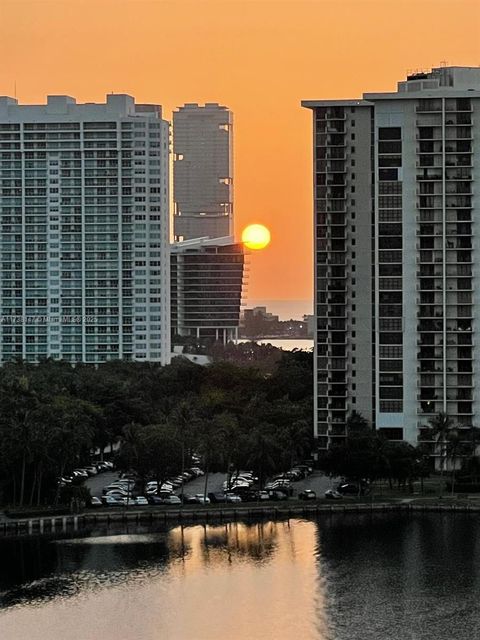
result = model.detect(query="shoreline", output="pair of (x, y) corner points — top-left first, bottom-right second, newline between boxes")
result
(2, 500), (480, 539)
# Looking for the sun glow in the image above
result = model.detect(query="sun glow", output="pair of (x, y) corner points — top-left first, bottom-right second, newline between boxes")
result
(241, 224), (271, 250)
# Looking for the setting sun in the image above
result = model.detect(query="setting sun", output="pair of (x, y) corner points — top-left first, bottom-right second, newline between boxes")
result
(242, 224), (271, 250)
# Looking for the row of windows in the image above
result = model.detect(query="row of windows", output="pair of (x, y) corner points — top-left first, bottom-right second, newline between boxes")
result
(379, 196), (402, 208)
(379, 278), (402, 290)
(379, 401), (403, 413)
(379, 345), (403, 358)
(379, 387), (403, 399)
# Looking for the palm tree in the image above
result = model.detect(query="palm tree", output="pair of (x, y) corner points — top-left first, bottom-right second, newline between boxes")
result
(246, 424), (280, 489)
(446, 428), (464, 495)
(195, 417), (224, 502)
(426, 411), (454, 496)
(346, 410), (369, 435)
(170, 399), (199, 503)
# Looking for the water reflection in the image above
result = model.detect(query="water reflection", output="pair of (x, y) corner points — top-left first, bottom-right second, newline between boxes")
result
(2, 514), (480, 639)
(0, 520), (323, 640)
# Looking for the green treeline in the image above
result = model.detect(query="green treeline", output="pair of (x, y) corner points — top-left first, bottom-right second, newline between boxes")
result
(0, 349), (313, 508)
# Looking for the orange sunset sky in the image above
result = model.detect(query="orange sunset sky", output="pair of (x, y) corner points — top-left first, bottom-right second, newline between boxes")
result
(0, 0), (479, 312)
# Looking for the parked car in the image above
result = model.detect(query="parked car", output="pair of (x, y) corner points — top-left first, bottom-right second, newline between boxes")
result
(101, 495), (123, 506)
(148, 495), (164, 505)
(325, 489), (343, 500)
(105, 489), (131, 498)
(84, 466), (98, 476)
(146, 485), (173, 496)
(299, 489), (316, 500)
(135, 496), (149, 506)
(103, 483), (134, 493)
(162, 495), (182, 506)
(113, 479), (135, 488)
(193, 494), (210, 505)
(107, 482), (133, 490)
(73, 469), (89, 479)
(268, 490), (289, 501)
(117, 496), (136, 506)
(90, 496), (102, 507)
(225, 494), (242, 503)
(208, 492), (227, 503)
(337, 483), (361, 496)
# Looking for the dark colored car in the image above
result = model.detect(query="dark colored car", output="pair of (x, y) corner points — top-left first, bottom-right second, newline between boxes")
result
(268, 490), (289, 501)
(208, 492), (227, 503)
(337, 483), (358, 495)
(337, 482), (371, 495)
(299, 489), (316, 500)
(325, 489), (343, 500)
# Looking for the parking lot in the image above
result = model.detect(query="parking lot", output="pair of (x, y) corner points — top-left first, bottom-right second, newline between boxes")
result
(86, 469), (335, 502)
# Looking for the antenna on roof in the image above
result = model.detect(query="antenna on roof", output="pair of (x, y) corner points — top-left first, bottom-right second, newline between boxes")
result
(440, 60), (448, 67)
(14, 80), (17, 98)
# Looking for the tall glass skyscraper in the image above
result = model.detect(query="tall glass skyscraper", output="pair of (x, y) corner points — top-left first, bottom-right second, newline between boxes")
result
(0, 94), (170, 364)
(173, 103), (233, 241)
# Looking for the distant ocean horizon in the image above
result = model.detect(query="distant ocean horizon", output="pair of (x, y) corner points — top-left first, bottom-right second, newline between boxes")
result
(245, 299), (313, 321)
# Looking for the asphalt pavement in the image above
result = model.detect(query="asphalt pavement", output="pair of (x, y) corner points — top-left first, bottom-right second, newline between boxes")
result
(85, 471), (119, 497)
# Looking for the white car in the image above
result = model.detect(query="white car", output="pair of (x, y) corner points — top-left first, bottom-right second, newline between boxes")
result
(135, 496), (149, 506)
(84, 466), (98, 475)
(104, 484), (133, 494)
(106, 489), (131, 498)
(113, 479), (135, 487)
(223, 480), (250, 490)
(225, 494), (242, 503)
(101, 495), (122, 506)
(194, 494), (211, 504)
(162, 495), (182, 506)
(146, 485), (173, 495)
(107, 483), (132, 491)
(147, 481), (173, 491)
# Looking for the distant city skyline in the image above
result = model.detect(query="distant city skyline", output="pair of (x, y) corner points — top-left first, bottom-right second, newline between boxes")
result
(245, 299), (312, 321)
(1, 0), (477, 301)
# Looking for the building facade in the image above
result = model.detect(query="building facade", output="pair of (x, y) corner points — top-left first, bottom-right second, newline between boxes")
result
(0, 94), (170, 364)
(173, 103), (233, 241)
(303, 66), (480, 450)
(171, 236), (245, 343)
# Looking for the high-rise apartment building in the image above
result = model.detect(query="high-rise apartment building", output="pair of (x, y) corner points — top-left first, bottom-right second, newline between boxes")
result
(173, 103), (233, 241)
(0, 94), (170, 364)
(171, 236), (245, 344)
(303, 66), (480, 451)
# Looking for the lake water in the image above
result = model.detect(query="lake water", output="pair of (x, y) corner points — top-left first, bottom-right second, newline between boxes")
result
(1, 513), (480, 640)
